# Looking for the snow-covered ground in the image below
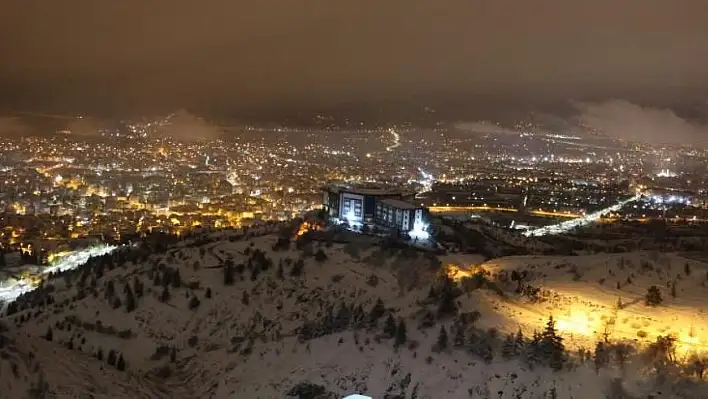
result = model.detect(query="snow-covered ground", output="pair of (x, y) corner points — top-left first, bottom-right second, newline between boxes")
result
(1, 227), (707, 398)
(475, 251), (708, 356)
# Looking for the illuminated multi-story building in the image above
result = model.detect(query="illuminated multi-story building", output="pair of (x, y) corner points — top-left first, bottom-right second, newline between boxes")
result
(321, 185), (428, 236)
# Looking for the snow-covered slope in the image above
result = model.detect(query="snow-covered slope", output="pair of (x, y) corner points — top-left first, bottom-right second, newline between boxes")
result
(2, 226), (707, 398)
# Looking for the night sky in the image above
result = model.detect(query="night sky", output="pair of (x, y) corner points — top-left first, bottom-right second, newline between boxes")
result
(2, 0), (708, 116)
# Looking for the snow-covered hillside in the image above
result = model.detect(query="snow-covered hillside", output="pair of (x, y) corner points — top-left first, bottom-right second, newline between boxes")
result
(2, 225), (708, 398)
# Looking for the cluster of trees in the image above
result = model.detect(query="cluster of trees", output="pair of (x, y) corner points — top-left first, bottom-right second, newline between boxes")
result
(298, 301), (370, 342)
(95, 348), (127, 371)
(433, 314), (568, 371)
(427, 273), (460, 318)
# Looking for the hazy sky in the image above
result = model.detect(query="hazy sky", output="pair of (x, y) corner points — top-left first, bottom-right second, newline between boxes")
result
(2, 0), (708, 114)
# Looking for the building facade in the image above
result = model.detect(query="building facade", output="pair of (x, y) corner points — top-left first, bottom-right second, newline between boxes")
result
(322, 185), (427, 233)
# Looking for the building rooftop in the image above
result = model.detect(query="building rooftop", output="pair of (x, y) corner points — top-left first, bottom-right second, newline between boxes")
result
(324, 185), (408, 197)
(380, 198), (418, 210)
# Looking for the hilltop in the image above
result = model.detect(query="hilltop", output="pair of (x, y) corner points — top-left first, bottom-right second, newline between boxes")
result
(1, 222), (708, 398)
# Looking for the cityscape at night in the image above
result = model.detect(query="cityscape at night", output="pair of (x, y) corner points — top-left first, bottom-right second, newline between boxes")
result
(2, 1), (708, 398)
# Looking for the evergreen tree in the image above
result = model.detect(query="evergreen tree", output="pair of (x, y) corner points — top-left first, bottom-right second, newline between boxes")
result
(526, 331), (542, 369)
(116, 354), (126, 371)
(473, 334), (494, 363)
(646, 285), (663, 306)
(242, 291), (250, 305)
(133, 276), (144, 297)
(189, 296), (200, 310)
(335, 303), (351, 330)
(107, 350), (117, 366)
(514, 329), (526, 356)
(290, 259), (304, 276)
(395, 319), (407, 348)
(368, 298), (385, 325)
(502, 333), (516, 359)
(436, 325), (449, 351)
(541, 317), (565, 371)
(171, 269), (181, 288)
(160, 286), (170, 302)
(383, 314), (396, 337)
(104, 280), (116, 300)
(224, 264), (235, 285)
(453, 324), (466, 347)
(124, 284), (136, 312)
(436, 275), (458, 317)
(594, 341), (609, 374)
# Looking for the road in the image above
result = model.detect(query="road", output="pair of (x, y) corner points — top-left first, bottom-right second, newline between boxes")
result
(385, 128), (400, 151)
(0, 244), (118, 305)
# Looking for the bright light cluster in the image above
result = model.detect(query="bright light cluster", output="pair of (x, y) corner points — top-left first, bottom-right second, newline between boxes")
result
(0, 244), (119, 306)
(524, 194), (640, 237)
(409, 220), (430, 240)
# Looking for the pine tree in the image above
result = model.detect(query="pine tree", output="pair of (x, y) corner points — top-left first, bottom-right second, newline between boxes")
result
(171, 269), (181, 288)
(395, 319), (407, 347)
(453, 324), (466, 347)
(124, 284), (136, 312)
(133, 276), (144, 297)
(116, 354), (126, 371)
(107, 350), (117, 366)
(369, 298), (385, 325)
(502, 333), (516, 359)
(594, 341), (609, 374)
(160, 285), (170, 302)
(526, 331), (542, 369)
(242, 291), (250, 305)
(645, 285), (663, 306)
(541, 317), (565, 371)
(335, 303), (351, 330)
(514, 329), (525, 356)
(105, 280), (116, 300)
(383, 314), (397, 337)
(189, 296), (200, 310)
(436, 275), (458, 317)
(436, 325), (449, 351)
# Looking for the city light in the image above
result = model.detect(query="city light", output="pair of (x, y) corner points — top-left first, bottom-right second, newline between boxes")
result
(0, 244), (119, 306)
(409, 220), (430, 240)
